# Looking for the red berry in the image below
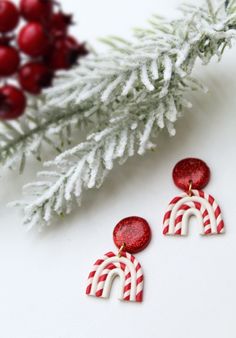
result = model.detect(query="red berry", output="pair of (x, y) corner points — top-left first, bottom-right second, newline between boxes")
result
(0, 46), (20, 76)
(20, 0), (53, 24)
(173, 158), (211, 192)
(45, 36), (82, 70)
(0, 85), (26, 120)
(0, 0), (19, 33)
(19, 62), (54, 94)
(50, 11), (73, 37)
(18, 22), (49, 57)
(113, 217), (151, 254)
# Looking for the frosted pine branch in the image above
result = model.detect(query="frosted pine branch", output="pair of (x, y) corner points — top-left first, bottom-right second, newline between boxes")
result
(18, 89), (185, 229)
(44, 1), (236, 107)
(0, 0), (235, 170)
(0, 97), (101, 170)
(9, 0), (236, 228)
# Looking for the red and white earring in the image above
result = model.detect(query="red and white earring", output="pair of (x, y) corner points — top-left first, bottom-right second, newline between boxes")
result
(86, 216), (151, 302)
(163, 158), (225, 236)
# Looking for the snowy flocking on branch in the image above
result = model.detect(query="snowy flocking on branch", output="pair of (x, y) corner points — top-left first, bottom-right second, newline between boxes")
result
(5, 0), (236, 228)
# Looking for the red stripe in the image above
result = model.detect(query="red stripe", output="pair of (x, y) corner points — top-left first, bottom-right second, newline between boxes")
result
(175, 215), (183, 226)
(95, 259), (104, 265)
(136, 275), (144, 285)
(88, 270), (96, 278)
(136, 263), (141, 272)
(86, 284), (92, 295)
(98, 273), (108, 283)
(199, 191), (204, 198)
(175, 229), (182, 235)
(124, 283), (131, 293)
(179, 204), (190, 211)
(194, 202), (201, 210)
(124, 295), (130, 301)
(120, 262), (126, 271)
(126, 272), (131, 279)
(163, 210), (171, 222)
(204, 219), (211, 227)
(136, 291), (143, 302)
(170, 196), (182, 204)
(96, 289), (103, 297)
(217, 220), (224, 233)
(106, 263), (116, 270)
(214, 206), (221, 219)
(205, 228), (212, 235)
(106, 252), (115, 258)
(163, 226), (169, 235)
(208, 195), (214, 205)
(202, 210), (208, 218)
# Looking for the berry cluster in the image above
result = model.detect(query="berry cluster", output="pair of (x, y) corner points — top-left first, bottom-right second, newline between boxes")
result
(0, 0), (88, 120)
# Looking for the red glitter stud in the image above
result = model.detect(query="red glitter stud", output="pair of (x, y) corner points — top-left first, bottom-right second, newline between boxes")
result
(113, 216), (151, 254)
(173, 158), (210, 192)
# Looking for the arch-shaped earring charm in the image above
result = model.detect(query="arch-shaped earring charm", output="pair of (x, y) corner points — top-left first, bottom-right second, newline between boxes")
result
(163, 158), (225, 236)
(86, 251), (144, 302)
(163, 190), (224, 236)
(85, 217), (151, 303)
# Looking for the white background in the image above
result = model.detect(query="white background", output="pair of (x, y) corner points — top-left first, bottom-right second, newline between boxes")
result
(1, 1), (236, 338)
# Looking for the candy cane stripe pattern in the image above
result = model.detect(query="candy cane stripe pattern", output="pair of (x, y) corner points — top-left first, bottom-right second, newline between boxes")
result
(86, 251), (144, 302)
(163, 190), (224, 236)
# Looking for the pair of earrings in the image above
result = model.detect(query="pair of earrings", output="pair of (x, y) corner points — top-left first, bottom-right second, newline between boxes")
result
(86, 158), (225, 303)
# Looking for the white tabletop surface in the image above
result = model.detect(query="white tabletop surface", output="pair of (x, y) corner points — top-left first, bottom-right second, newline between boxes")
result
(1, 1), (236, 338)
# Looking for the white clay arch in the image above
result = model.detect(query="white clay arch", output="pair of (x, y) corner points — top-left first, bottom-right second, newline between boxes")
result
(86, 252), (144, 302)
(163, 190), (224, 236)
